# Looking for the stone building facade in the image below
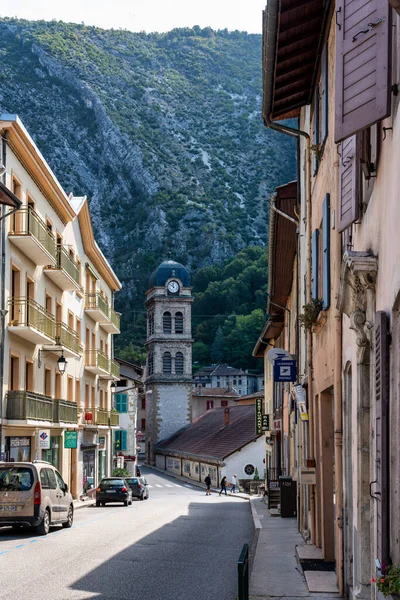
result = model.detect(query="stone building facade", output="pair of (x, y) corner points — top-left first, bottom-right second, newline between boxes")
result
(144, 260), (193, 465)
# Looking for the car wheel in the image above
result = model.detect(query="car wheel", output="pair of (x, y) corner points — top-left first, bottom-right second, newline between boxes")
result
(96, 501), (100, 507)
(124, 500), (128, 506)
(62, 504), (74, 528)
(36, 509), (50, 536)
(140, 494), (144, 501)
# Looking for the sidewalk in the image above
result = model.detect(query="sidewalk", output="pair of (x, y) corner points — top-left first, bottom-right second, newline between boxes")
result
(249, 498), (340, 600)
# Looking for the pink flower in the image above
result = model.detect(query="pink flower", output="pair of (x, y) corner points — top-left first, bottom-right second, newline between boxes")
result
(371, 578), (376, 584)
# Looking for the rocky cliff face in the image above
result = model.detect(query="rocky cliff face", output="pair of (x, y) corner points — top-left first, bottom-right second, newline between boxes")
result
(0, 19), (296, 353)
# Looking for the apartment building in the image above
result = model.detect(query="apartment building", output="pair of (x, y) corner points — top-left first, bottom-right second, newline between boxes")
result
(0, 114), (121, 499)
(260, 0), (400, 597)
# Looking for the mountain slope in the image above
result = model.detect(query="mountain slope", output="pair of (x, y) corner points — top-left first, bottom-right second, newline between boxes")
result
(0, 19), (296, 356)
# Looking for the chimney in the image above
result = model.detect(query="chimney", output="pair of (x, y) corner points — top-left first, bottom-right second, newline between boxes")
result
(224, 407), (230, 426)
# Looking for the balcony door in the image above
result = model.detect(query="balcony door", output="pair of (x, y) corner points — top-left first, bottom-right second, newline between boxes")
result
(10, 355), (20, 390)
(10, 267), (21, 322)
(44, 368), (52, 397)
(25, 360), (33, 392)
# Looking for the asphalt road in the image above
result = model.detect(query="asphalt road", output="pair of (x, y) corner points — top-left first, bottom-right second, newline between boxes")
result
(0, 467), (253, 600)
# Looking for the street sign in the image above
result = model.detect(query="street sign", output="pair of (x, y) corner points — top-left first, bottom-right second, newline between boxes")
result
(39, 430), (50, 449)
(64, 431), (78, 449)
(261, 414), (269, 431)
(255, 397), (263, 435)
(273, 359), (297, 382)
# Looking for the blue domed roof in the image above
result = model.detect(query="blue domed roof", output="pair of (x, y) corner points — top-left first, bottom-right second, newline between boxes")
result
(148, 260), (190, 289)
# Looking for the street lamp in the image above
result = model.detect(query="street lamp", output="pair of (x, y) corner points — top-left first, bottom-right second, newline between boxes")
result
(38, 349), (68, 374)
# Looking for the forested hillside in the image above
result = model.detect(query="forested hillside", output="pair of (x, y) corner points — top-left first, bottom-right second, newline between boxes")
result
(0, 19), (296, 365)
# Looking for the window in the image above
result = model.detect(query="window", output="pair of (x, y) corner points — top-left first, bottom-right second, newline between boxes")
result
(311, 229), (320, 299)
(175, 352), (184, 375)
(54, 471), (65, 490)
(148, 353), (154, 376)
(115, 393), (128, 413)
(163, 352), (172, 374)
(175, 312), (183, 334)
(163, 312), (172, 333)
(44, 369), (52, 397)
(141, 397), (146, 410)
(148, 312), (155, 336)
(206, 400), (214, 410)
(141, 418), (146, 431)
(221, 400), (228, 407)
(322, 194), (331, 310)
(115, 430), (127, 452)
(244, 464), (255, 476)
(119, 379), (128, 387)
(41, 468), (57, 490)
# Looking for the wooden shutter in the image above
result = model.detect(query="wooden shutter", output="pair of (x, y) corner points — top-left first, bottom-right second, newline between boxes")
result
(375, 311), (389, 565)
(321, 43), (328, 144)
(313, 87), (320, 176)
(338, 135), (359, 232)
(322, 194), (331, 309)
(121, 430), (127, 452)
(335, 0), (391, 143)
(311, 229), (319, 299)
(115, 393), (121, 412)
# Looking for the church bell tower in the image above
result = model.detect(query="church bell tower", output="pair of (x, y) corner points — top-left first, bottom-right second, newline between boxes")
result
(144, 259), (193, 465)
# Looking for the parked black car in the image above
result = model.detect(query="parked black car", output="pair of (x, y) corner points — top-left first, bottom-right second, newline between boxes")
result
(96, 477), (132, 506)
(125, 477), (149, 501)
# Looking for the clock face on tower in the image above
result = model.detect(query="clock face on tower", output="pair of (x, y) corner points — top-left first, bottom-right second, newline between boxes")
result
(167, 280), (179, 294)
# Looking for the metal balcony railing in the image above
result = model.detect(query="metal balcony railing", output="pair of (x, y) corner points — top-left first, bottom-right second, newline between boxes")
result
(56, 322), (80, 354)
(109, 307), (120, 330)
(85, 293), (109, 318)
(95, 408), (109, 426)
(8, 297), (56, 340)
(7, 390), (53, 422)
(11, 207), (57, 259)
(57, 246), (80, 286)
(85, 349), (109, 372)
(109, 412), (119, 427)
(110, 359), (120, 379)
(53, 399), (78, 423)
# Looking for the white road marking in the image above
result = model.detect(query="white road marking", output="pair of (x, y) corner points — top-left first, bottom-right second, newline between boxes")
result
(155, 484), (163, 488)
(183, 484), (194, 489)
(165, 484), (173, 487)
(147, 485), (153, 488)
(173, 484), (182, 487)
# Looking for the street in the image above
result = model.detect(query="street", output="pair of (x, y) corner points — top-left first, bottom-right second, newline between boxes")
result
(0, 468), (253, 600)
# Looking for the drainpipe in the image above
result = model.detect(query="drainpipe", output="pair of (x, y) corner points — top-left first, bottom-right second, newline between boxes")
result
(0, 132), (8, 454)
(263, 0), (314, 541)
(334, 155), (344, 595)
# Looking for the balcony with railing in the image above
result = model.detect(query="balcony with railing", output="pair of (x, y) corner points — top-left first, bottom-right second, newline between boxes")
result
(44, 246), (82, 292)
(110, 359), (120, 380)
(109, 411), (119, 427)
(101, 306), (121, 334)
(8, 297), (56, 344)
(53, 399), (78, 424)
(85, 293), (109, 323)
(8, 207), (57, 266)
(83, 407), (109, 427)
(85, 349), (110, 376)
(42, 322), (81, 358)
(6, 390), (53, 423)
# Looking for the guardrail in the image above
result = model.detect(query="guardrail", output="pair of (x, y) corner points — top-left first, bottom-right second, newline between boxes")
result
(238, 543), (249, 600)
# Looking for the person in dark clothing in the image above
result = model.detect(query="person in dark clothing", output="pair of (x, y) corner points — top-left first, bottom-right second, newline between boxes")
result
(136, 467), (141, 477)
(219, 476), (228, 496)
(205, 473), (212, 495)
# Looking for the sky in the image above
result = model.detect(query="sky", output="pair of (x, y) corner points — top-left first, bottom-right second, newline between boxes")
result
(0, 0), (267, 34)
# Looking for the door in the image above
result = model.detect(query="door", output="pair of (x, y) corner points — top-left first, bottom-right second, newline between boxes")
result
(40, 468), (58, 521)
(54, 470), (69, 520)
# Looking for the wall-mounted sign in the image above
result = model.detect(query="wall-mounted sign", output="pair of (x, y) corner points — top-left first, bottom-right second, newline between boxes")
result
(64, 431), (78, 449)
(274, 359), (297, 382)
(273, 419), (282, 432)
(300, 468), (316, 485)
(98, 436), (106, 451)
(255, 397), (263, 435)
(261, 414), (270, 431)
(293, 384), (308, 420)
(39, 430), (50, 449)
(298, 401), (309, 421)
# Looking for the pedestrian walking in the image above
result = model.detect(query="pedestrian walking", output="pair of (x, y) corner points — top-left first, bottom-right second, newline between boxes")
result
(136, 466), (141, 477)
(219, 476), (228, 496)
(205, 473), (212, 495)
(230, 474), (238, 494)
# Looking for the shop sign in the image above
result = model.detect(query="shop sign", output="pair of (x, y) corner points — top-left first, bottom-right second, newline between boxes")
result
(10, 437), (30, 447)
(98, 436), (106, 450)
(39, 430), (50, 449)
(261, 414), (270, 431)
(64, 431), (78, 449)
(273, 359), (297, 382)
(294, 384), (308, 420)
(300, 468), (316, 485)
(255, 397), (263, 435)
(273, 419), (282, 432)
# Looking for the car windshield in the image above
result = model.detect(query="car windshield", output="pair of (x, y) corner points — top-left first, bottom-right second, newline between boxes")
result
(100, 479), (124, 489)
(0, 467), (34, 491)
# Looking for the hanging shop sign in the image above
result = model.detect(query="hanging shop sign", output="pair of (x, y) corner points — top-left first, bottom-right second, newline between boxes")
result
(261, 414), (270, 431)
(300, 468), (316, 485)
(294, 384), (308, 420)
(64, 431), (78, 449)
(255, 397), (263, 435)
(273, 359), (297, 382)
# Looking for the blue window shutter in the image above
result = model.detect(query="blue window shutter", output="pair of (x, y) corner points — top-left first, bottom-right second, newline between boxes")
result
(321, 43), (328, 144)
(121, 430), (127, 451)
(311, 229), (319, 299)
(313, 87), (320, 176)
(114, 430), (121, 451)
(115, 394), (121, 412)
(121, 395), (128, 413)
(322, 194), (331, 309)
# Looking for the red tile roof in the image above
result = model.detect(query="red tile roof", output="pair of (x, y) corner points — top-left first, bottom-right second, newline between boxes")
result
(155, 405), (260, 461)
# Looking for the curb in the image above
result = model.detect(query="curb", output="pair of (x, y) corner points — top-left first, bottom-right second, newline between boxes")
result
(73, 500), (95, 510)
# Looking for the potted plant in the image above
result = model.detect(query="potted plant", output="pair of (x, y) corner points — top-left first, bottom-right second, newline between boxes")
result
(372, 564), (400, 598)
(298, 299), (322, 331)
(84, 411), (93, 421)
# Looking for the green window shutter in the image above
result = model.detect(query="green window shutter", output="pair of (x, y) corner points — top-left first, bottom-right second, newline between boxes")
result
(115, 394), (128, 413)
(322, 194), (331, 309)
(114, 430), (121, 452)
(121, 430), (127, 451)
